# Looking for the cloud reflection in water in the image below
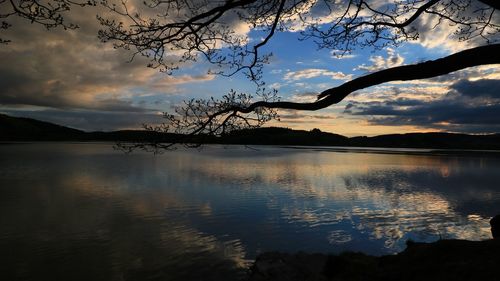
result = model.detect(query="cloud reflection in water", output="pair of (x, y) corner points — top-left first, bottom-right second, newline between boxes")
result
(191, 147), (497, 253)
(1, 143), (499, 281)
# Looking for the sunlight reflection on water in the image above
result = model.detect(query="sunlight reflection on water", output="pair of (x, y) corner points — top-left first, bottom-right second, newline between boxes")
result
(0, 143), (499, 281)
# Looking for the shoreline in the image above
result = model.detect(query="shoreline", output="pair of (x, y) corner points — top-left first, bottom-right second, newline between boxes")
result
(3, 142), (500, 159)
(247, 239), (500, 281)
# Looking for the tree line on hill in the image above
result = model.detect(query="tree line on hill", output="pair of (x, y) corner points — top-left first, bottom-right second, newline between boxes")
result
(1, 113), (500, 150)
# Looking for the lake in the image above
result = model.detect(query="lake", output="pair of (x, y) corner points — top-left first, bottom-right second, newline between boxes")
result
(1, 143), (499, 281)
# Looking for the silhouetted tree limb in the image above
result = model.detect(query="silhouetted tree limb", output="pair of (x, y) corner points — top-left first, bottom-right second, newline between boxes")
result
(316, 43), (500, 101)
(99, 0), (500, 80)
(116, 88), (280, 151)
(108, 0), (500, 151)
(102, 0), (500, 152)
(3, 1), (498, 151)
(117, 42), (500, 151)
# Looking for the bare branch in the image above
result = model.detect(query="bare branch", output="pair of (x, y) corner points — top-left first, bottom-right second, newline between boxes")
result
(98, 0), (500, 82)
(0, 0), (97, 43)
(125, 43), (500, 151)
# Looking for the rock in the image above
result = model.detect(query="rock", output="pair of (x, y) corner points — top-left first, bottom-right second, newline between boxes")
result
(491, 215), (500, 239)
(247, 240), (500, 281)
(248, 252), (328, 281)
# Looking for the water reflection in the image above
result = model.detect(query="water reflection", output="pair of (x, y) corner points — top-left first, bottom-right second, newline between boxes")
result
(187, 147), (498, 253)
(0, 144), (248, 281)
(1, 144), (499, 280)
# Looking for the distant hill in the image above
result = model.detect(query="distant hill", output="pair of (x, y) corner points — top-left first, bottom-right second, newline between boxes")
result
(1, 113), (500, 150)
(221, 127), (500, 150)
(350, 132), (500, 150)
(220, 127), (348, 146)
(0, 113), (85, 141)
(0, 114), (177, 142)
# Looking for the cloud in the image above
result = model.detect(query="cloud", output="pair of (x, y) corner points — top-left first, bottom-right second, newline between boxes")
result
(278, 112), (337, 124)
(289, 91), (320, 103)
(284, 68), (352, 81)
(268, 82), (283, 89)
(0, 2), (218, 131)
(151, 74), (215, 89)
(1, 0), (498, 134)
(344, 79), (500, 133)
(450, 79), (500, 99)
(0, 3), (225, 134)
(409, 1), (500, 52)
(330, 50), (356, 60)
(355, 48), (404, 72)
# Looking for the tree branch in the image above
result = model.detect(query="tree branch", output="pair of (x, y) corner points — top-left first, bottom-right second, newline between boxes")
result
(126, 43), (500, 152)
(224, 43), (500, 112)
(1, 0), (96, 43)
(317, 43), (500, 101)
(358, 0), (440, 29)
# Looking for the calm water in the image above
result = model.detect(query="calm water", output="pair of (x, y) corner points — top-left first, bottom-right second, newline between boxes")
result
(1, 143), (499, 280)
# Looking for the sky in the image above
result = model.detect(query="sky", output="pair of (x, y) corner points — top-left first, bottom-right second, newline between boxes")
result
(1, 1), (499, 136)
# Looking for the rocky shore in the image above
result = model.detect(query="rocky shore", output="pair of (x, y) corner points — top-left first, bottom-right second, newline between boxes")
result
(247, 215), (500, 281)
(247, 239), (500, 281)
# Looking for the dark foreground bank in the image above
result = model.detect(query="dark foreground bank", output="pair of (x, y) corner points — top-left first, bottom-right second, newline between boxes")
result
(247, 239), (500, 281)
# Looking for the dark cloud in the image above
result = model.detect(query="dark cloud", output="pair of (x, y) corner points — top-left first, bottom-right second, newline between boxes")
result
(450, 79), (500, 99)
(344, 98), (426, 114)
(0, 4), (159, 111)
(0, 3), (214, 131)
(346, 79), (500, 133)
(386, 98), (425, 106)
(0, 61), (150, 112)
